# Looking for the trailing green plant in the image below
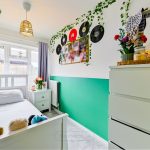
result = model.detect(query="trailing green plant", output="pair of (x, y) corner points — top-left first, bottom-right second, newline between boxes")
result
(120, 0), (131, 26)
(49, 0), (116, 52)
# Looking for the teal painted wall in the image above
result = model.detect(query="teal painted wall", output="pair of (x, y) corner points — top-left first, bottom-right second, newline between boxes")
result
(50, 76), (109, 141)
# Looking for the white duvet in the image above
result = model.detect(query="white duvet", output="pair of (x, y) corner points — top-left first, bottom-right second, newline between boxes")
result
(0, 100), (42, 136)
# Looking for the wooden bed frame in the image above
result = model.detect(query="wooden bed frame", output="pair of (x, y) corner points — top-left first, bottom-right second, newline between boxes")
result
(0, 75), (68, 150)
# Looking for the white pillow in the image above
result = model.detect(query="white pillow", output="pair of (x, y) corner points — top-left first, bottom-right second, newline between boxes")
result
(0, 89), (24, 105)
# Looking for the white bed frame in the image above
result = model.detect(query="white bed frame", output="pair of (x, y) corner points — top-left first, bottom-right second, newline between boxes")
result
(0, 74), (28, 98)
(0, 75), (68, 150)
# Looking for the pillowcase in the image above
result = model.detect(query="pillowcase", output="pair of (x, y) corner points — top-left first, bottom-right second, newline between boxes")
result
(0, 89), (24, 105)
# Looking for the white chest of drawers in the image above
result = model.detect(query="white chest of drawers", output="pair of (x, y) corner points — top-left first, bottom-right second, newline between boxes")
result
(109, 65), (150, 149)
(29, 89), (51, 112)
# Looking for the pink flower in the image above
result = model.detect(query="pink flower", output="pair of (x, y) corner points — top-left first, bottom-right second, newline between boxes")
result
(122, 36), (129, 43)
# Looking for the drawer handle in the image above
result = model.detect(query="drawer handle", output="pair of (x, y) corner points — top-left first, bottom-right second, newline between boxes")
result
(42, 104), (44, 106)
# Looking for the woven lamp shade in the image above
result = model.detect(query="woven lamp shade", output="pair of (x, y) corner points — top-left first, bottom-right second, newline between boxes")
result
(20, 20), (33, 37)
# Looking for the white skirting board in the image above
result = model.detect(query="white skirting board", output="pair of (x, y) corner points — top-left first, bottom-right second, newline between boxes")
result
(53, 107), (63, 115)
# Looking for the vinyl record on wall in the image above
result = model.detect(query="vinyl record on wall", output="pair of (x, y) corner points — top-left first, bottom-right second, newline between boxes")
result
(79, 21), (90, 37)
(61, 34), (67, 46)
(90, 25), (104, 43)
(56, 44), (62, 55)
(69, 28), (77, 42)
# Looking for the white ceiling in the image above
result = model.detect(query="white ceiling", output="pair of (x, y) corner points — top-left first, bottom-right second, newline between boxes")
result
(0, 0), (100, 40)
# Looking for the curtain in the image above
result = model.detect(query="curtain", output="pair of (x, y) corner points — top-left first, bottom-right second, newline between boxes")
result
(38, 42), (49, 88)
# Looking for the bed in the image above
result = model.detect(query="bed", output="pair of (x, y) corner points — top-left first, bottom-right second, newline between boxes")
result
(0, 75), (68, 150)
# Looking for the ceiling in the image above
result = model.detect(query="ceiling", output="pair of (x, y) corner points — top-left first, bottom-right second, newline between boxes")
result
(0, 0), (100, 40)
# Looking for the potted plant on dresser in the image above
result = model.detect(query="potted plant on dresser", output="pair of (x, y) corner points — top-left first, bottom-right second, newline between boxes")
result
(114, 28), (147, 61)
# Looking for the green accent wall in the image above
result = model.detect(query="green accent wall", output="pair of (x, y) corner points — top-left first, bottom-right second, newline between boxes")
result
(50, 76), (109, 141)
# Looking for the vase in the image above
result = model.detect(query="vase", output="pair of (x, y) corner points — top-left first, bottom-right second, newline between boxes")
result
(121, 53), (134, 61)
(37, 84), (42, 90)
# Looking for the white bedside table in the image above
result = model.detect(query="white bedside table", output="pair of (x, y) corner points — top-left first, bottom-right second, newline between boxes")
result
(28, 89), (51, 112)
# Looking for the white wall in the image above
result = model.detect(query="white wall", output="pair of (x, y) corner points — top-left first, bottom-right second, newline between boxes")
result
(0, 27), (48, 48)
(49, 0), (150, 79)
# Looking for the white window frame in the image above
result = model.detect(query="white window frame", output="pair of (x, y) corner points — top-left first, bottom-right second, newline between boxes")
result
(0, 43), (38, 75)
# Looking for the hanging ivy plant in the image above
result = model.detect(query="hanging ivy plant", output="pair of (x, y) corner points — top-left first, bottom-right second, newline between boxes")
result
(120, 0), (131, 26)
(49, 0), (116, 52)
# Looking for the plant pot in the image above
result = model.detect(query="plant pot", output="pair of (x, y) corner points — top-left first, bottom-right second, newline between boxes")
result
(121, 53), (134, 61)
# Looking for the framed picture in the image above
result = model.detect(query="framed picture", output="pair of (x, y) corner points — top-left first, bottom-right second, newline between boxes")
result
(59, 36), (89, 65)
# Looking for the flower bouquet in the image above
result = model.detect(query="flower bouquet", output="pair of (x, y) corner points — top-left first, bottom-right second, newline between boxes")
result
(34, 77), (44, 90)
(114, 28), (147, 61)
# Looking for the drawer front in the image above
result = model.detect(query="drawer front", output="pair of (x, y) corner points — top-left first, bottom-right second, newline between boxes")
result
(35, 100), (49, 111)
(110, 94), (150, 132)
(108, 142), (122, 150)
(109, 119), (150, 149)
(110, 68), (150, 99)
(35, 91), (50, 102)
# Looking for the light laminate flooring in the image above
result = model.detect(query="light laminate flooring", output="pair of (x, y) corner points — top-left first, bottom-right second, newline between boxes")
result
(44, 110), (108, 150)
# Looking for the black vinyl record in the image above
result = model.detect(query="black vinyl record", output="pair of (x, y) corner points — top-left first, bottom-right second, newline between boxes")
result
(61, 34), (67, 46)
(79, 21), (90, 37)
(56, 44), (62, 55)
(90, 25), (104, 43)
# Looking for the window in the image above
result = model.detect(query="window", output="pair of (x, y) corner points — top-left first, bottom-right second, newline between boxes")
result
(9, 63), (28, 74)
(10, 48), (27, 58)
(9, 48), (28, 74)
(31, 50), (38, 76)
(0, 44), (38, 87)
(28, 50), (38, 87)
(0, 48), (4, 74)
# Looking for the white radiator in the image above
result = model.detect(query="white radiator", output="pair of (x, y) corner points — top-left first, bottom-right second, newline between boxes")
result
(49, 80), (59, 107)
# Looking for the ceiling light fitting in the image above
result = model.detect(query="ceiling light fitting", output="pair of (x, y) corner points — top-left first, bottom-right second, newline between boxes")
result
(20, 2), (33, 37)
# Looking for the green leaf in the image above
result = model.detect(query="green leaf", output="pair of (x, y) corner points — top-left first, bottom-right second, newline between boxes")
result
(49, 0), (117, 49)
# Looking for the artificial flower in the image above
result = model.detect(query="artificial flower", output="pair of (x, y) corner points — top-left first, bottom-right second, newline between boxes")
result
(114, 28), (148, 54)
(34, 77), (44, 84)
(121, 36), (129, 43)
(114, 34), (120, 40)
(140, 35), (147, 43)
